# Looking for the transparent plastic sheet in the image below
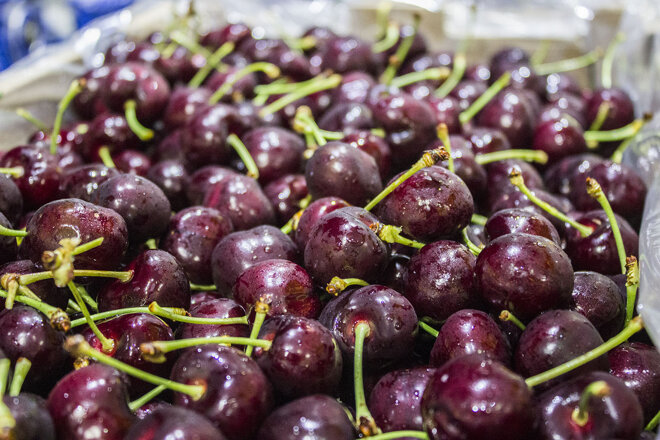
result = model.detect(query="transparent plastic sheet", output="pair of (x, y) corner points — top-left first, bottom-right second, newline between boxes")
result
(0, 0), (658, 349)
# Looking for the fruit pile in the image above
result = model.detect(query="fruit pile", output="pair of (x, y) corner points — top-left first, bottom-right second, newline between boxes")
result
(0, 7), (656, 440)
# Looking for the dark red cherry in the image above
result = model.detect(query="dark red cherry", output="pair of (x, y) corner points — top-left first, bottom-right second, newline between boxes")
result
(97, 249), (191, 312)
(146, 160), (189, 211)
(20, 198), (128, 271)
(80, 113), (142, 161)
(125, 406), (227, 440)
(0, 260), (66, 310)
(29, 128), (85, 171)
(3, 392), (55, 440)
(332, 71), (376, 104)
(0, 145), (61, 209)
(426, 95), (462, 134)
(257, 394), (354, 440)
(0, 213), (17, 264)
(430, 309), (511, 367)
(253, 315), (342, 398)
(376, 165), (474, 241)
(203, 173), (276, 231)
(542, 72), (582, 98)
(341, 130), (392, 179)
(318, 102), (374, 132)
(515, 310), (608, 388)
(211, 225), (299, 295)
(476, 233), (574, 321)
(421, 353), (534, 440)
(438, 136), (487, 198)
(319, 284), (418, 365)
(490, 47), (531, 78)
(476, 87), (537, 147)
(585, 88), (635, 131)
(178, 104), (233, 169)
(485, 208), (561, 245)
(178, 298), (249, 340)
(170, 345), (273, 440)
(47, 364), (134, 440)
(154, 130), (185, 163)
(304, 207), (388, 286)
(449, 80), (488, 110)
(0, 174), (23, 224)
(264, 174), (308, 225)
(570, 271), (625, 339)
(161, 206), (233, 284)
(293, 196), (350, 249)
(81, 313), (174, 395)
(463, 126), (511, 155)
(305, 141), (383, 206)
(536, 371), (643, 440)
(543, 153), (604, 196)
(485, 158), (544, 202)
(186, 165), (240, 206)
(201, 23), (252, 48)
(73, 66), (111, 119)
(241, 126), (305, 185)
(465, 63), (491, 82)
(59, 164), (119, 202)
(608, 342), (660, 424)
(113, 149), (152, 176)
(404, 241), (477, 322)
(538, 92), (587, 128)
(205, 66), (258, 102)
(93, 174), (171, 244)
(533, 117), (587, 164)
(317, 36), (382, 75)
(233, 259), (321, 319)
(488, 186), (572, 233)
(163, 86), (212, 129)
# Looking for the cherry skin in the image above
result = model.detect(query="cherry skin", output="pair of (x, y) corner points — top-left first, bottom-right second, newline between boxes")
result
(292, 196), (350, 249)
(485, 207), (561, 245)
(305, 141), (383, 206)
(201, 22), (253, 48)
(186, 165), (240, 206)
(0, 259), (67, 310)
(585, 88), (635, 131)
(376, 165), (474, 242)
(233, 259), (321, 319)
(438, 136), (487, 198)
(97, 249), (191, 312)
(536, 371), (643, 440)
(205, 66), (258, 102)
(241, 126), (305, 185)
(73, 65), (110, 119)
(163, 86), (212, 129)
(3, 392), (55, 440)
(263, 174), (308, 225)
(608, 342), (660, 424)
(319, 284), (418, 366)
(430, 309), (512, 367)
(211, 225), (299, 295)
(570, 271), (625, 339)
(317, 35), (382, 75)
(20, 198), (128, 271)
(533, 116), (587, 164)
(257, 394), (355, 440)
(93, 174), (172, 244)
(146, 159), (189, 211)
(318, 102), (375, 132)
(332, 71), (376, 104)
(421, 353), (534, 440)
(476, 87), (537, 147)
(0, 213), (17, 264)
(303, 207), (388, 286)
(464, 126), (511, 155)
(489, 47), (531, 79)
(108, 148), (150, 176)
(253, 315), (343, 399)
(160, 206), (233, 284)
(426, 95), (462, 133)
(59, 164), (120, 202)
(342, 130), (393, 180)
(515, 310), (609, 389)
(538, 92), (587, 128)
(0, 174), (23, 224)
(404, 241), (477, 322)
(178, 104), (232, 169)
(178, 297), (249, 340)
(80, 113), (141, 161)
(132, 400), (170, 420)
(125, 406), (227, 440)
(47, 364), (134, 440)
(170, 344), (274, 440)
(0, 145), (61, 209)
(543, 153), (604, 197)
(450, 79), (488, 110)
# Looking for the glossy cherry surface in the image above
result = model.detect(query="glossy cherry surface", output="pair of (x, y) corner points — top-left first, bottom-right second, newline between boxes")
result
(124, 406), (227, 440)
(485, 207), (561, 245)
(3, 393), (55, 440)
(178, 297), (249, 340)
(263, 174), (308, 225)
(570, 271), (625, 339)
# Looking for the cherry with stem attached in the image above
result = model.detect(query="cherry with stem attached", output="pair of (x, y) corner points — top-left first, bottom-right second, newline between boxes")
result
(586, 177), (627, 274)
(354, 321), (381, 436)
(458, 72), (511, 125)
(226, 134), (259, 179)
(0, 288), (69, 331)
(570, 380), (611, 427)
(139, 336), (271, 363)
(187, 41), (235, 88)
(326, 276), (369, 296)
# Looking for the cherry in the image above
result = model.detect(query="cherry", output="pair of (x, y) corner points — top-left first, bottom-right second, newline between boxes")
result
(0, 145), (61, 210)
(170, 344), (273, 440)
(332, 71), (376, 104)
(463, 126), (511, 155)
(421, 353), (534, 440)
(449, 79), (488, 110)
(542, 72), (582, 99)
(20, 198), (128, 271)
(73, 66), (110, 119)
(438, 136), (487, 197)
(305, 141), (383, 206)
(93, 174), (172, 244)
(316, 36), (382, 75)
(253, 315), (342, 398)
(233, 259), (321, 319)
(133, 400), (170, 420)
(186, 165), (240, 206)
(303, 207), (388, 286)
(81, 313), (174, 395)
(0, 260), (67, 310)
(263, 174), (308, 225)
(475, 233), (573, 321)
(178, 104), (236, 169)
(201, 23), (252, 48)
(383, 252), (409, 293)
(241, 126), (305, 185)
(489, 47), (531, 80)
(318, 102), (375, 132)
(536, 371), (643, 440)
(163, 86), (212, 129)
(125, 405), (227, 440)
(47, 364), (134, 440)
(608, 342), (660, 424)
(571, 271), (625, 339)
(426, 95), (462, 134)
(342, 130), (392, 180)
(543, 153), (604, 196)
(515, 310), (609, 389)
(211, 225), (298, 294)
(292, 196), (350, 249)
(585, 88), (635, 131)
(59, 164), (120, 202)
(110, 149), (153, 176)
(257, 394), (355, 440)
(97, 249), (191, 312)
(0, 214), (17, 265)
(3, 392), (55, 440)
(0, 175), (23, 225)
(160, 206), (233, 284)
(376, 165), (474, 241)
(430, 309), (512, 367)
(145, 160), (189, 211)
(178, 298), (249, 340)
(484, 207), (561, 245)
(533, 116), (587, 164)
(205, 65), (259, 103)
(80, 113), (142, 161)
(404, 241), (477, 322)
(476, 87), (537, 147)
(538, 92), (587, 128)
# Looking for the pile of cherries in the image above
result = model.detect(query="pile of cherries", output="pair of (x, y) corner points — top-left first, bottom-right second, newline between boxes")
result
(0, 9), (657, 440)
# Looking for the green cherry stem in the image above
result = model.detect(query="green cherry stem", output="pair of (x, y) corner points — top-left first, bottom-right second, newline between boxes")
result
(0, 399), (15, 436)
(128, 385), (167, 412)
(67, 299), (81, 313)
(0, 359), (9, 396)
(188, 41), (235, 88)
(227, 134), (260, 179)
(148, 301), (249, 326)
(0, 288), (70, 331)
(140, 336), (272, 363)
(462, 228), (482, 256)
(8, 358), (31, 397)
(169, 30), (212, 58)
(380, 14), (420, 85)
(253, 76), (317, 96)
(68, 282), (114, 353)
(586, 177), (626, 274)
(0, 224), (27, 238)
(372, 223), (425, 249)
(69, 305), (181, 328)
(0, 167), (24, 178)
(189, 283), (217, 291)
(365, 431), (429, 440)
(610, 135), (635, 164)
(625, 256), (639, 326)
(293, 106), (344, 156)
(435, 51), (466, 98)
(533, 48), (602, 76)
(18, 269), (132, 286)
(376, 1), (393, 39)
(280, 207), (304, 235)
(418, 321), (439, 338)
(325, 277), (369, 296)
(64, 335), (206, 400)
(97, 146), (116, 169)
(124, 100), (154, 142)
(525, 316), (644, 388)
(458, 72), (511, 125)
(389, 67), (451, 89)
(145, 238), (157, 250)
(471, 213), (488, 226)
(570, 380), (611, 427)
(602, 32), (625, 89)
(16, 107), (49, 132)
(530, 40), (551, 66)
(645, 408), (660, 431)
(72, 237), (104, 256)
(583, 117), (648, 146)
(499, 310), (526, 331)
(259, 74), (342, 117)
(372, 21), (399, 53)
(437, 123), (454, 173)
(365, 146), (449, 212)
(588, 101), (611, 132)
(208, 62), (280, 104)
(474, 149), (548, 165)
(245, 301), (269, 357)
(353, 321), (381, 436)
(51, 79), (84, 155)
(509, 169), (593, 237)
